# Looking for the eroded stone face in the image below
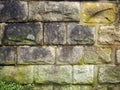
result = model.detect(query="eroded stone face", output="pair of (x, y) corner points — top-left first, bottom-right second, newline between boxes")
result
(80, 3), (116, 24)
(34, 65), (72, 84)
(0, 24), (4, 45)
(0, 66), (34, 84)
(67, 23), (95, 45)
(0, 1), (28, 22)
(3, 22), (43, 45)
(56, 46), (84, 64)
(99, 66), (120, 83)
(0, 47), (15, 64)
(33, 85), (53, 90)
(29, 1), (80, 21)
(116, 48), (120, 64)
(84, 46), (112, 64)
(17, 46), (55, 64)
(73, 65), (94, 84)
(44, 23), (66, 45)
(98, 24), (120, 45)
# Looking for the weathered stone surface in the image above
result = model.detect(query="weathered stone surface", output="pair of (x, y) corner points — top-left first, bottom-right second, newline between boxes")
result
(84, 46), (112, 64)
(108, 85), (120, 90)
(80, 3), (116, 24)
(98, 24), (120, 44)
(44, 23), (66, 45)
(72, 85), (92, 90)
(73, 65), (94, 84)
(0, 24), (4, 45)
(54, 85), (72, 90)
(56, 46), (84, 64)
(116, 48), (120, 64)
(67, 23), (94, 45)
(29, 1), (80, 21)
(34, 65), (72, 84)
(0, 1), (28, 22)
(99, 66), (120, 83)
(3, 22), (43, 45)
(0, 47), (15, 64)
(33, 85), (53, 90)
(17, 46), (55, 64)
(0, 66), (34, 84)
(119, 4), (120, 22)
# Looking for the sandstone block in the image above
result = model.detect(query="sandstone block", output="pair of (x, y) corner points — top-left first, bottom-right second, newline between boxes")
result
(80, 3), (116, 24)
(29, 1), (80, 21)
(0, 66), (34, 84)
(3, 22), (43, 45)
(34, 65), (72, 84)
(116, 48), (120, 64)
(0, 47), (15, 64)
(73, 65), (94, 84)
(17, 46), (55, 64)
(0, 1), (28, 22)
(98, 24), (120, 44)
(84, 46), (112, 64)
(67, 23), (95, 45)
(99, 66), (120, 83)
(44, 23), (66, 45)
(56, 46), (84, 64)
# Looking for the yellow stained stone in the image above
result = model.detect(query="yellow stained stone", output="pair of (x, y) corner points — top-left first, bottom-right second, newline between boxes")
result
(80, 3), (117, 25)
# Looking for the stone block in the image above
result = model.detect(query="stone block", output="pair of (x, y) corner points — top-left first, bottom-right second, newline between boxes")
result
(0, 1), (28, 22)
(29, 1), (80, 21)
(56, 46), (84, 64)
(99, 65), (120, 83)
(98, 24), (120, 44)
(0, 24), (4, 45)
(80, 2), (116, 24)
(3, 22), (43, 45)
(33, 85), (53, 90)
(116, 48), (120, 64)
(73, 65), (94, 84)
(34, 65), (72, 84)
(54, 85), (72, 90)
(0, 47), (16, 64)
(17, 46), (55, 64)
(44, 23), (66, 45)
(0, 66), (34, 84)
(84, 46), (112, 64)
(67, 23), (95, 45)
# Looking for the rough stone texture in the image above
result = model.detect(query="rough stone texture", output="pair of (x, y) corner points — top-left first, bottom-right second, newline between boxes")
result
(0, 47), (15, 64)
(84, 46), (112, 64)
(73, 65), (94, 84)
(80, 3), (116, 24)
(99, 66), (120, 83)
(54, 85), (72, 90)
(0, 24), (4, 45)
(67, 23), (94, 45)
(33, 85), (53, 90)
(72, 85), (92, 90)
(29, 1), (80, 21)
(98, 24), (120, 44)
(119, 4), (120, 22)
(56, 46), (84, 64)
(34, 65), (72, 84)
(3, 22), (43, 45)
(44, 23), (66, 45)
(0, 66), (33, 84)
(0, 1), (28, 22)
(116, 48), (120, 64)
(17, 46), (55, 64)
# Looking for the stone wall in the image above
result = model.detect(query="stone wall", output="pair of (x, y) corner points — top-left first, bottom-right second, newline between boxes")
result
(0, 0), (120, 90)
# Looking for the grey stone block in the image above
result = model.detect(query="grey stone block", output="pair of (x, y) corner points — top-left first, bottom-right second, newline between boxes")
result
(0, 1), (28, 22)
(3, 22), (43, 45)
(67, 23), (95, 45)
(0, 47), (16, 64)
(17, 46), (55, 64)
(56, 46), (84, 64)
(44, 23), (66, 45)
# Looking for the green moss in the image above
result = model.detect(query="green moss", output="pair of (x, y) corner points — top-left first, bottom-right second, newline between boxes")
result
(0, 81), (34, 90)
